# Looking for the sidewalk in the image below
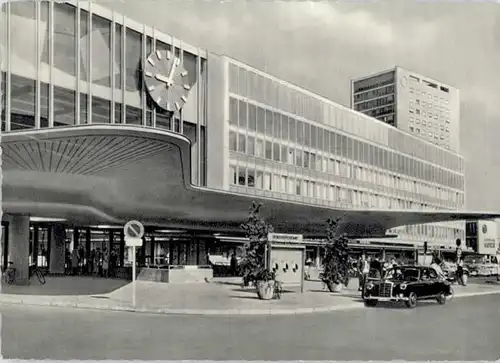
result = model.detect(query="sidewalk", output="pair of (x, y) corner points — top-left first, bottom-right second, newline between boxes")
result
(1, 276), (499, 316)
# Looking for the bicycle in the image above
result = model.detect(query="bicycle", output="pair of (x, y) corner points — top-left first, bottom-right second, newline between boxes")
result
(2, 262), (46, 285)
(3, 262), (15, 284)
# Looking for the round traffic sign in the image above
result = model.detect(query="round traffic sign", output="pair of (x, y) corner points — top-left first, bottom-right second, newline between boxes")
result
(124, 220), (145, 239)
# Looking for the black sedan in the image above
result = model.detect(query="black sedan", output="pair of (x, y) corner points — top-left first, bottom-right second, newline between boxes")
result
(363, 265), (454, 308)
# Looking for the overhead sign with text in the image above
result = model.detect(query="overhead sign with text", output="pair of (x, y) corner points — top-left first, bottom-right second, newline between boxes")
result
(267, 233), (303, 244)
(477, 220), (498, 255)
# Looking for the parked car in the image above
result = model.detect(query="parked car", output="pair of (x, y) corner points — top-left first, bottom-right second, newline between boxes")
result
(363, 265), (454, 309)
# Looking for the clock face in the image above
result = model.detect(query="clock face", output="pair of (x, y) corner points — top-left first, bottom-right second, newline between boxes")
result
(143, 50), (191, 113)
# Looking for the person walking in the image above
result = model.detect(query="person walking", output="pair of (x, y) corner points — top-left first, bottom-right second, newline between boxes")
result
(71, 249), (79, 276)
(102, 248), (109, 278)
(358, 253), (370, 298)
(455, 238), (466, 286)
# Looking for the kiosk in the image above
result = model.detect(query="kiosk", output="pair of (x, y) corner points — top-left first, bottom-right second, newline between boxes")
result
(267, 233), (306, 293)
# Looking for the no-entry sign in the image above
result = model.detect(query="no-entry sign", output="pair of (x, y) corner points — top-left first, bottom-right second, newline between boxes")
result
(124, 220), (145, 239)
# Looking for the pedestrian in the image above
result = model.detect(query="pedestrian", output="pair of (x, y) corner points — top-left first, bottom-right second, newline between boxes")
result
(102, 248), (109, 278)
(230, 253), (238, 277)
(370, 255), (382, 279)
(358, 253), (369, 297)
(71, 249), (79, 276)
(455, 238), (466, 286)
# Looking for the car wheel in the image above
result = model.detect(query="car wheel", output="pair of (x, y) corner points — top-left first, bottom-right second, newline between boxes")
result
(436, 292), (446, 305)
(364, 299), (378, 307)
(405, 292), (417, 308)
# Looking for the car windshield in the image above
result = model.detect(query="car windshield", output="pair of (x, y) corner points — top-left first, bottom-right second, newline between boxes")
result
(384, 267), (420, 281)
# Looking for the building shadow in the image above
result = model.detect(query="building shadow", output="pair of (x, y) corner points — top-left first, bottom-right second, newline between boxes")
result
(1, 276), (129, 296)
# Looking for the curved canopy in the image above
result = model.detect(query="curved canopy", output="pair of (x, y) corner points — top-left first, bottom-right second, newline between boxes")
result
(2, 125), (499, 237)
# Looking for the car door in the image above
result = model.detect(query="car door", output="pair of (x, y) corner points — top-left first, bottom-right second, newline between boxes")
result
(418, 268), (435, 297)
(426, 268), (441, 296)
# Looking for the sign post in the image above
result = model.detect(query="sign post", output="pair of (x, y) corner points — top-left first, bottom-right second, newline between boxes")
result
(124, 220), (144, 309)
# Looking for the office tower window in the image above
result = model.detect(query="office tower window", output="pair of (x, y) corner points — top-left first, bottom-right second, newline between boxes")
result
(247, 136), (255, 156)
(91, 14), (112, 89)
(255, 171), (263, 189)
(285, 118), (294, 143)
(229, 63), (238, 94)
(304, 123), (310, 147)
(238, 67), (247, 96)
(238, 100), (247, 129)
(115, 24), (123, 89)
(271, 112), (280, 139)
(247, 169), (255, 187)
(257, 107), (265, 133)
(229, 98), (238, 125)
(304, 152), (310, 168)
(230, 165), (237, 185)
(264, 173), (272, 190)
(248, 104), (256, 131)
(265, 141), (272, 159)
(295, 149), (303, 167)
(237, 133), (246, 153)
(125, 27), (142, 93)
(295, 179), (302, 195)
(91, 97), (111, 124)
(297, 121), (304, 144)
(281, 115), (289, 140)
(52, 2), (77, 77)
(229, 131), (237, 151)
(256, 139), (264, 157)
(273, 143), (280, 162)
(265, 110), (273, 135)
(238, 167), (246, 186)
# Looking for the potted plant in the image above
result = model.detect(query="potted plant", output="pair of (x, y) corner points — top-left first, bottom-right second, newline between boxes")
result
(239, 202), (282, 300)
(319, 218), (350, 293)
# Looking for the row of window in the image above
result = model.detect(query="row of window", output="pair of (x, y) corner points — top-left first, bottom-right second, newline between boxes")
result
(409, 87), (450, 105)
(2, 74), (181, 131)
(409, 106), (450, 124)
(228, 121), (464, 191)
(229, 62), (324, 125)
(230, 163), (439, 208)
(229, 154), (463, 207)
(353, 84), (395, 103)
(354, 95), (395, 112)
(389, 224), (464, 241)
(229, 68), (463, 173)
(353, 76), (395, 94)
(1, 1), (205, 130)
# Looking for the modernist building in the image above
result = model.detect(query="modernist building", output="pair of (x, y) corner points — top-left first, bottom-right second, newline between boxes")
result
(351, 67), (460, 153)
(1, 0), (496, 283)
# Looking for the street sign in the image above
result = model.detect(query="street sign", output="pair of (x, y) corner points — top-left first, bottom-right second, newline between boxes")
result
(268, 233), (303, 244)
(124, 220), (145, 239)
(123, 220), (144, 310)
(125, 237), (143, 247)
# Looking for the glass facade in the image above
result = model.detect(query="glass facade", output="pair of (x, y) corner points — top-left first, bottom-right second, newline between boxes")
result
(227, 60), (466, 244)
(0, 1), (466, 244)
(0, 0), (208, 185)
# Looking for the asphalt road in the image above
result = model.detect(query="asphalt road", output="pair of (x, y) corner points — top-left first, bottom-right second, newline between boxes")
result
(2, 294), (500, 360)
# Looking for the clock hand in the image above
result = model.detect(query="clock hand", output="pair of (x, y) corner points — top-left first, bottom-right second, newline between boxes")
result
(167, 58), (181, 86)
(155, 74), (170, 84)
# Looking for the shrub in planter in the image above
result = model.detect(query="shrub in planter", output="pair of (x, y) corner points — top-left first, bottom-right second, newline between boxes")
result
(319, 218), (350, 293)
(239, 202), (283, 300)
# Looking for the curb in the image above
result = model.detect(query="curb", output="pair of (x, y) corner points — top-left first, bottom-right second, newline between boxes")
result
(1, 289), (499, 316)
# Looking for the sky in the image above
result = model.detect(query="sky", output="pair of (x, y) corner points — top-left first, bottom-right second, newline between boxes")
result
(101, 0), (500, 211)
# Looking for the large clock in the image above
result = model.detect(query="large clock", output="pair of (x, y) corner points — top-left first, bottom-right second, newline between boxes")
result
(143, 49), (191, 113)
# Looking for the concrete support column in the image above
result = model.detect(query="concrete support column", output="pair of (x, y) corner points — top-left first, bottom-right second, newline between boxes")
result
(9, 215), (30, 285)
(49, 224), (66, 274)
(315, 246), (320, 267)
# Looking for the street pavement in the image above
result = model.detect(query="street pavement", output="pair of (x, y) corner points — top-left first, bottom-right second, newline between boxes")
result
(1, 293), (499, 360)
(1, 275), (499, 315)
